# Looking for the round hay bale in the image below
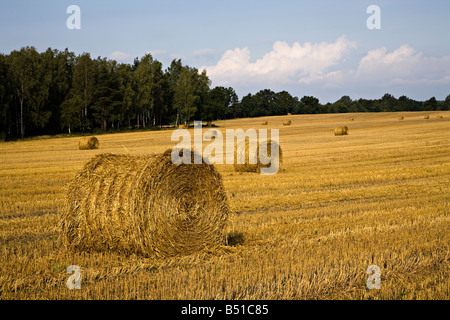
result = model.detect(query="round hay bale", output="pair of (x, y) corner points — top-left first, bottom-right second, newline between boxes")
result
(233, 139), (283, 173)
(398, 116), (404, 120)
(334, 126), (349, 136)
(424, 115), (430, 119)
(437, 115), (443, 119)
(79, 136), (99, 150)
(287, 113), (292, 116)
(60, 149), (230, 258)
(261, 121), (269, 125)
(283, 120), (291, 126)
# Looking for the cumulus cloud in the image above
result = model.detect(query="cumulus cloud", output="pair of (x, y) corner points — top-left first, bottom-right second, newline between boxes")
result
(355, 45), (450, 85)
(201, 36), (356, 86)
(202, 37), (450, 101)
(311, 45), (450, 89)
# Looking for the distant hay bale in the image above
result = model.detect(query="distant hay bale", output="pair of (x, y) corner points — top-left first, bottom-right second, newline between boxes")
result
(233, 139), (283, 173)
(283, 120), (291, 126)
(179, 124), (188, 129)
(60, 149), (230, 258)
(424, 115), (430, 119)
(287, 113), (292, 116)
(78, 137), (99, 150)
(261, 121), (268, 125)
(437, 115), (443, 119)
(398, 116), (404, 120)
(334, 126), (349, 136)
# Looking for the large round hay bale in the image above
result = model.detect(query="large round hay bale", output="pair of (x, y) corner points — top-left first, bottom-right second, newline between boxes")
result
(261, 121), (268, 125)
(334, 126), (349, 136)
(60, 149), (230, 258)
(283, 120), (291, 126)
(233, 139), (283, 173)
(79, 136), (99, 150)
(424, 115), (430, 119)
(398, 116), (404, 120)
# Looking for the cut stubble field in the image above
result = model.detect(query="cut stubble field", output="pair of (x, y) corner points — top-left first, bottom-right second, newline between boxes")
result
(0, 111), (449, 299)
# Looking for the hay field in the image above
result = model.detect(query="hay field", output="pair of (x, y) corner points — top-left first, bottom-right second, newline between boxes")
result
(0, 111), (449, 299)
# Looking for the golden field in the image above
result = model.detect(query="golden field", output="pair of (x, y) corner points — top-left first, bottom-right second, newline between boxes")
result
(0, 111), (449, 299)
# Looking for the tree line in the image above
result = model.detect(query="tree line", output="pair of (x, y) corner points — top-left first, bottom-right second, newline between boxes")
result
(0, 46), (449, 140)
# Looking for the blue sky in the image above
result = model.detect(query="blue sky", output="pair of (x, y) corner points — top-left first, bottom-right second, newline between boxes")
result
(1, 0), (450, 103)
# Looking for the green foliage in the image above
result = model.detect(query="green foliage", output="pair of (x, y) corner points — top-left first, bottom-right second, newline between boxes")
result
(92, 58), (123, 130)
(301, 96), (320, 114)
(423, 97), (438, 111)
(275, 91), (299, 115)
(71, 53), (96, 132)
(173, 66), (210, 126)
(444, 95), (450, 111)
(201, 86), (238, 125)
(0, 54), (10, 137)
(117, 63), (135, 127)
(8, 46), (53, 137)
(60, 92), (82, 134)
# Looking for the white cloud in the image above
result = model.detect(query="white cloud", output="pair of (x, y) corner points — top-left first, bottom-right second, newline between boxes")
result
(355, 45), (450, 85)
(312, 45), (450, 89)
(202, 36), (356, 86)
(109, 51), (132, 62)
(202, 37), (450, 101)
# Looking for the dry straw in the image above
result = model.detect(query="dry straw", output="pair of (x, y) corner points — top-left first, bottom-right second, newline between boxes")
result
(334, 126), (349, 136)
(79, 137), (99, 150)
(283, 120), (291, 126)
(233, 139), (283, 173)
(60, 148), (230, 258)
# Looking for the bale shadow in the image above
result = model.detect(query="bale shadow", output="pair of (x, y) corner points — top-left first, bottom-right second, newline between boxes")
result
(226, 231), (245, 246)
